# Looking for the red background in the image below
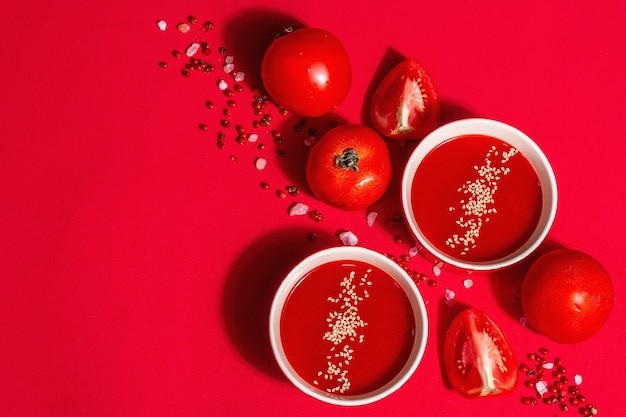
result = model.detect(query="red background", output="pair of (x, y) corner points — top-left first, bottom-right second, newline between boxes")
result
(1, 1), (624, 416)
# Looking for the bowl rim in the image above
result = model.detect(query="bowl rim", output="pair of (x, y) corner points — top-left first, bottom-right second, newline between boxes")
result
(401, 117), (558, 271)
(269, 246), (428, 406)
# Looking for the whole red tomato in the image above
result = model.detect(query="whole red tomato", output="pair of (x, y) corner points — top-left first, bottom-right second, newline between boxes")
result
(443, 308), (518, 399)
(370, 57), (440, 140)
(521, 249), (614, 344)
(261, 28), (351, 118)
(306, 124), (392, 211)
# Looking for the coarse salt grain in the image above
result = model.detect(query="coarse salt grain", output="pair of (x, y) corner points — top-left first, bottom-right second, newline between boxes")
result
(247, 133), (258, 143)
(156, 20), (167, 31)
(254, 157), (267, 170)
(366, 211), (378, 227)
(463, 278), (474, 288)
(289, 202), (309, 216)
(543, 362), (554, 370)
(217, 79), (228, 90)
(574, 374), (583, 385)
(408, 246), (419, 257)
(186, 42), (201, 57)
(223, 63), (234, 73)
(432, 261), (442, 277)
(234, 71), (245, 82)
(445, 288), (456, 300)
(339, 231), (358, 246)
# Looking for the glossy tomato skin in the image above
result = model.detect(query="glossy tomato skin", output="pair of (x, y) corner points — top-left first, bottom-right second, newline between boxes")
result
(306, 124), (392, 211)
(261, 28), (351, 118)
(521, 249), (614, 344)
(443, 308), (518, 399)
(370, 57), (440, 141)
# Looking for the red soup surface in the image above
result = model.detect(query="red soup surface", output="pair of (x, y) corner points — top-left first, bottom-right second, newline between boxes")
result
(410, 134), (542, 262)
(280, 260), (416, 396)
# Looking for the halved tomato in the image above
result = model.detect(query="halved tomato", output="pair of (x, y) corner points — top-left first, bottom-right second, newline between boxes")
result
(443, 308), (518, 398)
(370, 57), (440, 140)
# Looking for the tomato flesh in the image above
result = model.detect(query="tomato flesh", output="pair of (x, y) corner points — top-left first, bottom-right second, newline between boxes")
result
(305, 124), (392, 211)
(261, 28), (351, 118)
(521, 249), (614, 344)
(371, 57), (440, 140)
(443, 308), (518, 398)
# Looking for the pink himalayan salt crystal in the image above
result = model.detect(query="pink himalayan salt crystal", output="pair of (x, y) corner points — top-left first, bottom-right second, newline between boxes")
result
(247, 133), (258, 143)
(432, 261), (442, 277)
(519, 316), (528, 327)
(156, 20), (167, 31)
(535, 380), (548, 396)
(223, 63), (235, 73)
(445, 288), (456, 301)
(339, 231), (358, 246)
(186, 42), (201, 57)
(234, 71), (245, 82)
(218, 79), (228, 90)
(463, 278), (474, 289)
(289, 202), (309, 216)
(366, 211), (378, 227)
(542, 362), (554, 370)
(408, 246), (419, 257)
(574, 374), (583, 385)
(304, 136), (316, 147)
(177, 23), (191, 33)
(254, 157), (267, 170)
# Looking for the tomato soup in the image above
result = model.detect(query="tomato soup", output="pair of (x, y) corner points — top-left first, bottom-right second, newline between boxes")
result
(279, 260), (416, 396)
(410, 134), (542, 262)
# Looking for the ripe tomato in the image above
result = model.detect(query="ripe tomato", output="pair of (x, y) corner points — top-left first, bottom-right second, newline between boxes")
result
(521, 249), (614, 344)
(306, 124), (392, 211)
(261, 28), (351, 118)
(370, 57), (440, 140)
(443, 308), (518, 399)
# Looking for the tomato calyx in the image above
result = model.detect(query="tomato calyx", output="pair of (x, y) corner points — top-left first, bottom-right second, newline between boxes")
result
(274, 26), (294, 39)
(335, 148), (359, 172)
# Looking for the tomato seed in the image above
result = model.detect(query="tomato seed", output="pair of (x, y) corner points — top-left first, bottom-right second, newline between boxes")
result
(260, 182), (270, 190)
(187, 16), (198, 24)
(199, 123), (208, 131)
(173, 50), (182, 59)
(205, 101), (214, 109)
(158, 61), (168, 68)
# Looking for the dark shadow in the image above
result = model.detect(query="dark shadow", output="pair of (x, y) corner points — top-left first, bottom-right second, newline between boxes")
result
(221, 227), (338, 380)
(437, 300), (472, 391)
(223, 9), (305, 87)
(488, 239), (566, 322)
(439, 101), (476, 124)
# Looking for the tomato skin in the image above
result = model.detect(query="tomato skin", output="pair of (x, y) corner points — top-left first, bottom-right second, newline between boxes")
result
(306, 124), (392, 211)
(261, 28), (351, 118)
(443, 308), (518, 399)
(521, 249), (614, 344)
(370, 57), (440, 140)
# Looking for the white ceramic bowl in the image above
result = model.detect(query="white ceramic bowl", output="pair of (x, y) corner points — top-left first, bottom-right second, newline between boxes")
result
(401, 118), (557, 271)
(269, 246), (428, 406)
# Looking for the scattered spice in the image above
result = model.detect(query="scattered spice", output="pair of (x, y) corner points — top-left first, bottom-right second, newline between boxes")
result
(520, 348), (599, 415)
